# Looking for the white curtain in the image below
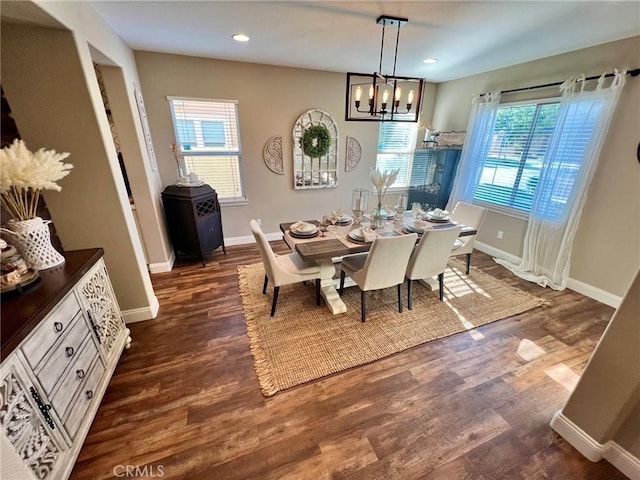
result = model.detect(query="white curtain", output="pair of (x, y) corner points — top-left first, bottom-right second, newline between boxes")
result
(446, 91), (502, 209)
(497, 70), (627, 289)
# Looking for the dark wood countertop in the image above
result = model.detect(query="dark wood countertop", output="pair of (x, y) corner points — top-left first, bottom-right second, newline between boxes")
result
(1, 248), (104, 361)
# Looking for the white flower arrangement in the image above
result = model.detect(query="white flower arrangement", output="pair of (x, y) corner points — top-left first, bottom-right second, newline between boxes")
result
(0, 139), (73, 221)
(370, 167), (399, 208)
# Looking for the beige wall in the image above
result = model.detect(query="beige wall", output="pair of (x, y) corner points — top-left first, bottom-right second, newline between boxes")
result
(559, 269), (640, 455)
(432, 36), (640, 297)
(0, 1), (161, 316)
(134, 51), (438, 238)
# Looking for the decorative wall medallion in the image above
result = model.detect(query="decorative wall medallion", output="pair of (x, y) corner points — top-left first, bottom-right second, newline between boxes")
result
(263, 136), (284, 175)
(345, 136), (362, 172)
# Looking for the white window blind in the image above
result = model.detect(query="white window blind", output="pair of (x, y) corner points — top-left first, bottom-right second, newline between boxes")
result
(375, 116), (418, 188)
(473, 101), (559, 214)
(168, 97), (245, 202)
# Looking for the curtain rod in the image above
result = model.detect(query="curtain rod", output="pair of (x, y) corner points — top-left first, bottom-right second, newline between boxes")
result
(483, 68), (640, 96)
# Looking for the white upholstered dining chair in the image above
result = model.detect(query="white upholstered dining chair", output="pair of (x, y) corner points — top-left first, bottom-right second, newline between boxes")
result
(339, 233), (418, 322)
(449, 202), (487, 274)
(250, 219), (321, 317)
(405, 226), (462, 308)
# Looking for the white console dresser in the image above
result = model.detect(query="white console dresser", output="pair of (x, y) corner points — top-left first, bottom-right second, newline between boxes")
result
(0, 248), (130, 480)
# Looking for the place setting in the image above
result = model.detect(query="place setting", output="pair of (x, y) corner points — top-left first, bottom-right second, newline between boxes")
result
(347, 226), (377, 244)
(323, 209), (353, 227)
(288, 221), (320, 239)
(403, 208), (456, 234)
(425, 207), (451, 223)
(402, 218), (429, 235)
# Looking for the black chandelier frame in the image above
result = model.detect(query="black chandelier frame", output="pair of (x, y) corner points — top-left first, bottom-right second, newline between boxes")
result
(345, 15), (425, 123)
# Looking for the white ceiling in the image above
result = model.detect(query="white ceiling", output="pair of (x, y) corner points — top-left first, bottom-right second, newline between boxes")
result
(50, 1), (640, 82)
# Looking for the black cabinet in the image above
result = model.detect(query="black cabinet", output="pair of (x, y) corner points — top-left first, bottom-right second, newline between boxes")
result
(407, 148), (461, 209)
(161, 184), (226, 266)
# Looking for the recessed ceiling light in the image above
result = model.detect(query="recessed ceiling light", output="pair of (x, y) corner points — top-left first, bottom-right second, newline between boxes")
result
(232, 33), (250, 42)
(423, 58), (438, 64)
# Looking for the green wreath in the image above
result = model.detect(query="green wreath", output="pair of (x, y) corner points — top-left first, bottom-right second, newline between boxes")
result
(301, 124), (331, 158)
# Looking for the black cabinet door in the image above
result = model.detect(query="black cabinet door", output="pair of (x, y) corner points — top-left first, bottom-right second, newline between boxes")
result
(197, 214), (223, 254)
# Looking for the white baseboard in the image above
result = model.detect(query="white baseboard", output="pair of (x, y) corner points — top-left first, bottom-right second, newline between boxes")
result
(148, 251), (175, 274)
(225, 231), (281, 246)
(551, 411), (640, 479)
(474, 242), (622, 309)
(607, 442), (640, 480)
(566, 277), (622, 309)
(121, 295), (160, 324)
(550, 411), (607, 461)
(475, 241), (522, 265)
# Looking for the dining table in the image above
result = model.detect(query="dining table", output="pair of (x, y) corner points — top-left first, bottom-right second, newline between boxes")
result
(279, 213), (477, 315)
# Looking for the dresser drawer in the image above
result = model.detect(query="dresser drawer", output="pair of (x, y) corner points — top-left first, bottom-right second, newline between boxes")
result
(21, 291), (82, 369)
(36, 314), (90, 396)
(50, 335), (99, 418)
(64, 358), (105, 440)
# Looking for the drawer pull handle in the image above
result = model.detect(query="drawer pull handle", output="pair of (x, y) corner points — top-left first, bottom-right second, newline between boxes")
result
(76, 369), (85, 379)
(86, 390), (94, 400)
(87, 310), (102, 344)
(29, 387), (55, 430)
(65, 346), (75, 357)
(54, 322), (63, 332)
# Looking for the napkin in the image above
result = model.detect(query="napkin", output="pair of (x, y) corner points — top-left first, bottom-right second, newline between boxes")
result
(290, 221), (315, 233)
(361, 227), (377, 242)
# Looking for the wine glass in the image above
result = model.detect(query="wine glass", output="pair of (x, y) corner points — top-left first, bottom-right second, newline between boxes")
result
(411, 202), (422, 218)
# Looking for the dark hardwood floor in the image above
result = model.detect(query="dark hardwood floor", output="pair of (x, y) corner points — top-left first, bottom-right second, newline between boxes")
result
(71, 243), (627, 479)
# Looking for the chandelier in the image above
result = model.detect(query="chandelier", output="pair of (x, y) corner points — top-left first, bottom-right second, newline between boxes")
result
(345, 15), (424, 123)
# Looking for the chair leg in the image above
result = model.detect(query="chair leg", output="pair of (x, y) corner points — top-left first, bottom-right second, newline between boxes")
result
(263, 275), (268, 294)
(407, 278), (413, 310)
(466, 253), (471, 275)
(270, 286), (280, 317)
(361, 290), (366, 323)
(315, 278), (321, 306)
(438, 273), (444, 301)
(339, 270), (346, 295)
(397, 283), (403, 313)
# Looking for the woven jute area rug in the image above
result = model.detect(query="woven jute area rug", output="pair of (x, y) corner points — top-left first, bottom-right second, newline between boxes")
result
(238, 259), (544, 397)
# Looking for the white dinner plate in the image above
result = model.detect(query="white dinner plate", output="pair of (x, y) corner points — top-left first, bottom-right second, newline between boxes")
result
(292, 227), (318, 236)
(426, 215), (450, 223)
(291, 222), (317, 234)
(406, 220), (428, 233)
(348, 229), (364, 241)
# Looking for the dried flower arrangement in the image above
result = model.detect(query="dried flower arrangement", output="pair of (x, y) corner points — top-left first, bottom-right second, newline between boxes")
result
(370, 167), (399, 209)
(0, 140), (73, 221)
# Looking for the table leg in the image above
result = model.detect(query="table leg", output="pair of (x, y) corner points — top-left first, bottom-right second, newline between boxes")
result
(418, 277), (438, 291)
(318, 259), (347, 314)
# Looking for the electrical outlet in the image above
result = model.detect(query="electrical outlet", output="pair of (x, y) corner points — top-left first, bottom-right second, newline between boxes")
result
(256, 218), (262, 226)
(497, 230), (504, 239)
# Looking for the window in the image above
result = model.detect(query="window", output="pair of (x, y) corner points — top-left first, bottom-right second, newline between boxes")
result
(375, 116), (419, 188)
(168, 97), (245, 203)
(473, 100), (559, 214)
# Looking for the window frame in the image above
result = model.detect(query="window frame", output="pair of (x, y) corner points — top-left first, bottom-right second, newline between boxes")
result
(471, 97), (561, 219)
(167, 96), (247, 205)
(375, 117), (420, 190)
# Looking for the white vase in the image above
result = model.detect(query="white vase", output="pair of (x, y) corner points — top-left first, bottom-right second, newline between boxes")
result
(1, 217), (65, 270)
